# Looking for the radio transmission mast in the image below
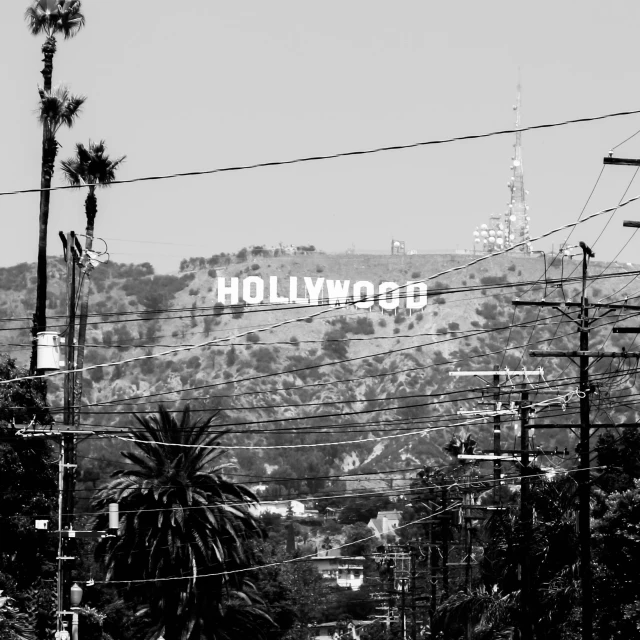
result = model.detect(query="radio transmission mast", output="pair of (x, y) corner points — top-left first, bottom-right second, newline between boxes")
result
(473, 81), (532, 253)
(504, 81), (531, 253)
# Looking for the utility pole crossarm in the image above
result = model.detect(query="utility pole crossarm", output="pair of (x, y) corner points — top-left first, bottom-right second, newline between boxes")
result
(603, 156), (640, 166)
(529, 350), (640, 357)
(449, 369), (543, 377)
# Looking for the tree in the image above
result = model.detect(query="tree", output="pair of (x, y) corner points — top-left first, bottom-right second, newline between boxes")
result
(31, 85), (85, 371)
(25, 0), (85, 369)
(0, 356), (56, 638)
(60, 140), (125, 418)
(91, 405), (272, 640)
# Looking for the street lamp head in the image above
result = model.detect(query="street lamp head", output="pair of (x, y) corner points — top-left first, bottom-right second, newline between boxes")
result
(70, 583), (83, 607)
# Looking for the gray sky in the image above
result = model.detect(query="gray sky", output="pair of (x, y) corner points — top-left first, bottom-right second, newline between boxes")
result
(4, 0), (640, 273)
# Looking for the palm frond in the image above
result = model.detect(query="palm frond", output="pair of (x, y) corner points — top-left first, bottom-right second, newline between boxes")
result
(37, 85), (85, 134)
(24, 1), (85, 39)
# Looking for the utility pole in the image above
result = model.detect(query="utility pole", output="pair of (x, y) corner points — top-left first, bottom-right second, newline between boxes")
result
(60, 231), (80, 633)
(440, 483), (449, 601)
(513, 241), (633, 640)
(519, 388), (533, 640)
(450, 368), (544, 497)
(19, 423), (124, 637)
(411, 550), (417, 640)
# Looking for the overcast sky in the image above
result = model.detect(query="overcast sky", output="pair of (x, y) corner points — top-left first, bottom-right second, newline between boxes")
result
(3, 1), (640, 273)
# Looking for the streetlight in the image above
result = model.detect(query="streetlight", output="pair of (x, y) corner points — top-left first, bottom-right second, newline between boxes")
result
(70, 583), (83, 640)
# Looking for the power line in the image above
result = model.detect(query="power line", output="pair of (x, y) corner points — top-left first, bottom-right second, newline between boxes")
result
(3, 108), (640, 198)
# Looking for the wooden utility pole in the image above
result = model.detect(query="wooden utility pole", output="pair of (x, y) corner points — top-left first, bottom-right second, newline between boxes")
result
(519, 388), (534, 640)
(515, 241), (620, 640)
(60, 231), (80, 631)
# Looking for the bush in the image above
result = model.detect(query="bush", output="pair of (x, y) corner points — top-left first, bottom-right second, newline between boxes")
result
(378, 318), (387, 328)
(225, 347), (238, 367)
(122, 274), (195, 310)
(188, 288), (199, 296)
(316, 264), (325, 273)
(236, 247), (248, 262)
(207, 268), (216, 278)
(247, 332), (260, 343)
(231, 300), (247, 319)
(322, 328), (349, 360)
(433, 297), (447, 305)
(411, 270), (421, 279)
(213, 302), (225, 316)
(480, 275), (508, 286)
(250, 263), (260, 271)
(394, 314), (405, 325)
(290, 336), (300, 347)
(186, 355), (201, 370)
(448, 322), (460, 331)
(508, 264), (516, 272)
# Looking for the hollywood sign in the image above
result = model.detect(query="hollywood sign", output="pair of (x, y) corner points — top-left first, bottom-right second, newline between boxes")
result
(216, 277), (428, 309)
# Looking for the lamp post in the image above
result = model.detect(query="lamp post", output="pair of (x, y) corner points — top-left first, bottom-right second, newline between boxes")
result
(70, 583), (83, 640)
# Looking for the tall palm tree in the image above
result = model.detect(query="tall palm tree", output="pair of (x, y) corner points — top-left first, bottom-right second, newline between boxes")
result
(32, 86), (84, 370)
(60, 141), (125, 418)
(25, 1), (85, 371)
(25, 1), (85, 91)
(91, 406), (272, 640)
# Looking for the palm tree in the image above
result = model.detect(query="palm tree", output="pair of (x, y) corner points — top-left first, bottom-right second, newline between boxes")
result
(60, 141), (125, 418)
(31, 86), (85, 369)
(91, 406), (272, 640)
(25, 1), (85, 91)
(25, 1), (85, 371)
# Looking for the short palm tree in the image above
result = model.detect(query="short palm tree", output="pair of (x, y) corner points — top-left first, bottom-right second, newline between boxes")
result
(60, 141), (125, 416)
(25, 1), (84, 370)
(92, 406), (271, 640)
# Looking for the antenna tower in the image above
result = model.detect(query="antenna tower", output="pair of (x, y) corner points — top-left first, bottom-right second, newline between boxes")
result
(505, 81), (531, 252)
(473, 81), (531, 253)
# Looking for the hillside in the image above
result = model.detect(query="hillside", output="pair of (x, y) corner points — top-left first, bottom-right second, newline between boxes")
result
(1, 249), (639, 499)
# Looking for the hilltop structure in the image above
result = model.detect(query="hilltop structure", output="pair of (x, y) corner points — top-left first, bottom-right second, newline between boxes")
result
(474, 82), (531, 253)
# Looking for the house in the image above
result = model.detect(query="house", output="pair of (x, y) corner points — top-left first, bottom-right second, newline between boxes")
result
(309, 620), (376, 640)
(308, 555), (366, 590)
(367, 510), (402, 539)
(251, 500), (306, 518)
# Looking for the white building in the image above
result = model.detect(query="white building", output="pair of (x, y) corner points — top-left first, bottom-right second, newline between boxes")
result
(251, 500), (306, 518)
(367, 510), (402, 539)
(308, 555), (366, 590)
(310, 620), (376, 640)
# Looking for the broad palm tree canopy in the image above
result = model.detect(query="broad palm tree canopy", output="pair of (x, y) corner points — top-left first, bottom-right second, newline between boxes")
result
(60, 141), (126, 188)
(37, 85), (85, 135)
(92, 406), (261, 584)
(24, 0), (84, 39)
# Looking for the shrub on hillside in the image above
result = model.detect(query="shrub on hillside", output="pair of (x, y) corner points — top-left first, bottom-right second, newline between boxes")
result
(252, 347), (278, 373)
(476, 301), (501, 322)
(122, 274), (195, 311)
(246, 332), (260, 343)
(480, 275), (508, 286)
(231, 300), (247, 319)
(322, 328), (349, 360)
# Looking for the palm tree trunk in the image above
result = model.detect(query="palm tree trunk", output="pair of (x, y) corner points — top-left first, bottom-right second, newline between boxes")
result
(30, 35), (57, 373)
(73, 189), (96, 423)
(41, 36), (56, 92)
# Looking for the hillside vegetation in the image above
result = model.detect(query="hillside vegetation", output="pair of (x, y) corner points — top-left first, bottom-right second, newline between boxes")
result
(2, 250), (638, 498)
